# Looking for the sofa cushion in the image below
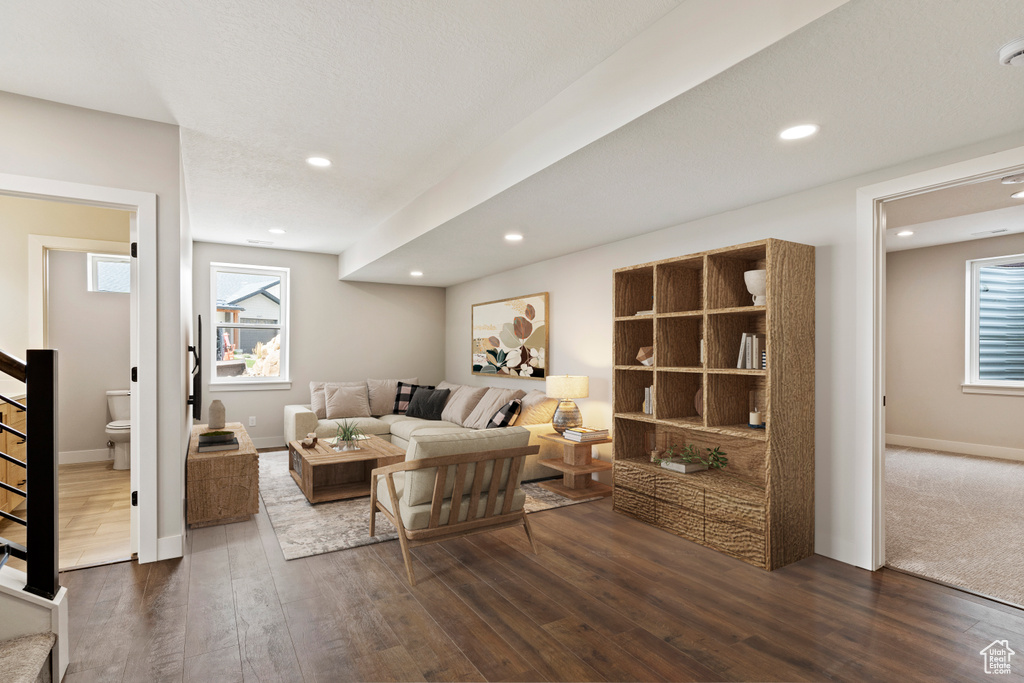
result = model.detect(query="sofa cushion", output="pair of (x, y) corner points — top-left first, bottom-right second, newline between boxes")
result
(325, 382), (371, 419)
(393, 381), (434, 415)
(376, 413), (420, 427)
(309, 382), (328, 419)
(487, 398), (522, 428)
(404, 427), (531, 506)
(376, 472), (525, 530)
(464, 387), (526, 429)
(519, 390), (559, 425)
(440, 385), (488, 426)
(318, 416), (391, 439)
(405, 387), (451, 421)
(388, 418), (466, 442)
(367, 377), (417, 416)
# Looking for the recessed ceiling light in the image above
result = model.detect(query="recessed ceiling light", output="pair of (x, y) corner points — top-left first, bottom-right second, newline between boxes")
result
(410, 270), (423, 277)
(896, 230), (914, 237)
(999, 37), (1024, 66)
(1000, 173), (1024, 184)
(268, 228), (286, 235)
(779, 124), (819, 140)
(505, 233), (524, 242)
(1013, 190), (1024, 199)
(306, 156), (331, 167)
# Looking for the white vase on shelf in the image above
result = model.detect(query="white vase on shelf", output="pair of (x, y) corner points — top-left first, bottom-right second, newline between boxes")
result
(744, 269), (767, 306)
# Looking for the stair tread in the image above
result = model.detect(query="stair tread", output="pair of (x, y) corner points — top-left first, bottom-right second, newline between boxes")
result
(0, 632), (54, 683)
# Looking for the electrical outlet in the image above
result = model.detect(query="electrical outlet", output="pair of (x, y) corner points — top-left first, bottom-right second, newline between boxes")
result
(249, 416), (256, 427)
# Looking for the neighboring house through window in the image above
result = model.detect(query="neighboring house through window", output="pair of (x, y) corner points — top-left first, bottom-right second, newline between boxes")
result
(211, 263), (290, 386)
(965, 252), (1024, 395)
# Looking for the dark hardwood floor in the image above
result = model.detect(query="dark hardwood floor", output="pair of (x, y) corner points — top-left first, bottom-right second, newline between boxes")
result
(59, 497), (1024, 682)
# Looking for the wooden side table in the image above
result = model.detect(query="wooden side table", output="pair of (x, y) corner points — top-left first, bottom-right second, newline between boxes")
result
(187, 423), (259, 528)
(537, 432), (613, 500)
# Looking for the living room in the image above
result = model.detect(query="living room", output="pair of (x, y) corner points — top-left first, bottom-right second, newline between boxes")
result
(2, 1), (1024, 681)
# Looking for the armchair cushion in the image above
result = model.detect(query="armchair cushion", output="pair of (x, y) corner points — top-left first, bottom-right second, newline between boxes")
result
(403, 427), (531, 507)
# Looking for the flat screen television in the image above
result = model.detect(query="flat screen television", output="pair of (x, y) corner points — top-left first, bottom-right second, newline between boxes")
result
(188, 314), (202, 421)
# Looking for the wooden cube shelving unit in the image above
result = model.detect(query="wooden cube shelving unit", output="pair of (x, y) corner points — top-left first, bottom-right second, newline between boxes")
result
(612, 238), (814, 570)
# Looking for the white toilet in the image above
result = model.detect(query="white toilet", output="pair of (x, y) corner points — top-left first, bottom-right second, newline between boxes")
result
(105, 390), (131, 470)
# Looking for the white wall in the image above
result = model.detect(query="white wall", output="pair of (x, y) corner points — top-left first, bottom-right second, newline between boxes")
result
(446, 130), (1024, 570)
(0, 91), (188, 548)
(47, 250), (130, 459)
(886, 233), (1024, 459)
(193, 242), (446, 447)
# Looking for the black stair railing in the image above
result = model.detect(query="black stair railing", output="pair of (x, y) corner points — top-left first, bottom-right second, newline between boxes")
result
(0, 348), (59, 600)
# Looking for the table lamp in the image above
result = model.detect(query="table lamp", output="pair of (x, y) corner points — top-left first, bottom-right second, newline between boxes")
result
(546, 375), (589, 434)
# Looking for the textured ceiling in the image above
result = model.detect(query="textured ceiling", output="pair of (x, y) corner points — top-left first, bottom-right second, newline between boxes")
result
(0, 0), (681, 251)
(349, 0), (1024, 285)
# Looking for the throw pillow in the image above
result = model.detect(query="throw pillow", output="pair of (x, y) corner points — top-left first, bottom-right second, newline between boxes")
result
(440, 385), (488, 426)
(518, 389), (559, 425)
(309, 381), (327, 419)
(325, 382), (371, 419)
(463, 387), (525, 430)
(366, 377), (418, 416)
(486, 398), (522, 428)
(405, 388), (451, 421)
(393, 381), (434, 415)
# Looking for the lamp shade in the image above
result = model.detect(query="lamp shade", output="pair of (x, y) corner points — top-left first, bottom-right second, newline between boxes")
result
(546, 375), (589, 400)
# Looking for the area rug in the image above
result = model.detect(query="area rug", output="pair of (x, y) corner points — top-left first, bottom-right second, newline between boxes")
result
(885, 445), (1024, 607)
(258, 450), (603, 560)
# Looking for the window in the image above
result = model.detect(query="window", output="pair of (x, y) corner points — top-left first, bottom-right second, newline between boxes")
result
(211, 263), (290, 387)
(965, 253), (1024, 395)
(87, 253), (130, 293)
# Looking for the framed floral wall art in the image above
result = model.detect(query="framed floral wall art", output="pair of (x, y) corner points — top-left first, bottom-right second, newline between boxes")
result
(472, 292), (548, 379)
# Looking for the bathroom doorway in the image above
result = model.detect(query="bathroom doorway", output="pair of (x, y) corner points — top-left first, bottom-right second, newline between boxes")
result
(0, 194), (135, 571)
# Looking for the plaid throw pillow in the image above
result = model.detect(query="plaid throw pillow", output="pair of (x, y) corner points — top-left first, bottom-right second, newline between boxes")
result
(393, 381), (434, 415)
(486, 398), (522, 428)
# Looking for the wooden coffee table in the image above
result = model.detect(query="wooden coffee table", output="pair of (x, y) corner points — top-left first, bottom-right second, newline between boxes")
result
(287, 435), (404, 504)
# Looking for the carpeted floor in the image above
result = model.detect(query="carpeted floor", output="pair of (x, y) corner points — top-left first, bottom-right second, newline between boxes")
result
(885, 445), (1024, 607)
(258, 450), (603, 560)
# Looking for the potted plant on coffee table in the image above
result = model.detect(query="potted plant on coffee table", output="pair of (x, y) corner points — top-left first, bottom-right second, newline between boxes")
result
(334, 420), (364, 451)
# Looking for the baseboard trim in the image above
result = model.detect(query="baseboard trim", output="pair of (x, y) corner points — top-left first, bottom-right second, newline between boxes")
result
(156, 535), (184, 561)
(885, 434), (1024, 463)
(251, 436), (286, 449)
(59, 448), (111, 465)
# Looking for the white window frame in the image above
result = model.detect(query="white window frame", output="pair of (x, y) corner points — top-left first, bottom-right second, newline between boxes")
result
(964, 252), (1024, 396)
(87, 252), (131, 293)
(210, 262), (291, 391)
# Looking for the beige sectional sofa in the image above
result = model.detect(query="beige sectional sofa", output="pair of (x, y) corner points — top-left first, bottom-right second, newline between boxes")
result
(283, 380), (562, 482)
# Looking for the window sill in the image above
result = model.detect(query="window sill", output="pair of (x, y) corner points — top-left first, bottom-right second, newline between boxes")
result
(961, 383), (1024, 397)
(210, 380), (292, 393)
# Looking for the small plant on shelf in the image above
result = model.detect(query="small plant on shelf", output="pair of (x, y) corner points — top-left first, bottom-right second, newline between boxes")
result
(651, 443), (728, 472)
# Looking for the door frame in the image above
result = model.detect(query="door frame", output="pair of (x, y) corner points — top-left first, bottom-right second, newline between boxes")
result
(1, 172), (159, 564)
(856, 144), (1024, 570)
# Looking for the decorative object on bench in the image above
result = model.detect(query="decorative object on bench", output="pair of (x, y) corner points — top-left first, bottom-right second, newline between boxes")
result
(370, 429), (540, 585)
(472, 292), (548, 379)
(187, 423), (259, 528)
(546, 375), (589, 434)
(208, 399), (226, 429)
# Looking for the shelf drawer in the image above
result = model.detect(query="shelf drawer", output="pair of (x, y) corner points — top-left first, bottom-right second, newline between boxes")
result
(614, 460), (656, 496)
(656, 500), (703, 542)
(705, 518), (765, 566)
(705, 490), (764, 532)
(613, 486), (656, 524)
(656, 475), (704, 511)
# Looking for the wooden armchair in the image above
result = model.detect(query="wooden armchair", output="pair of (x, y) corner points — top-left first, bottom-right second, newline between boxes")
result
(370, 441), (540, 586)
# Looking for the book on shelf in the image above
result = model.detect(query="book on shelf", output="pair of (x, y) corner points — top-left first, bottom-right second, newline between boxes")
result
(197, 438), (239, 452)
(642, 385), (654, 415)
(737, 333), (748, 369)
(563, 429), (609, 442)
(634, 309), (654, 316)
(737, 333), (765, 369)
